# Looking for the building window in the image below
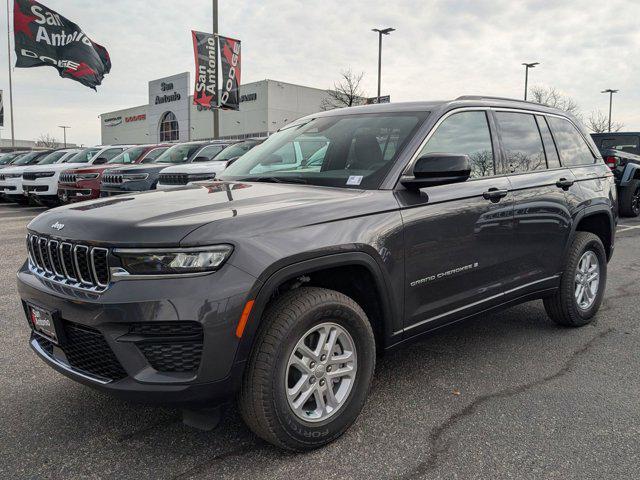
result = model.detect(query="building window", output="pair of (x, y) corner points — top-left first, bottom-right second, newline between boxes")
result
(159, 111), (179, 142)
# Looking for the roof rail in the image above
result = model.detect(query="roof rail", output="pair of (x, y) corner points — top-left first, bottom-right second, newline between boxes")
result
(455, 95), (532, 103)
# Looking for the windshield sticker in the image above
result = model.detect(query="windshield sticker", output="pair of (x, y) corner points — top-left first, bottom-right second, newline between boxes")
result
(347, 175), (363, 186)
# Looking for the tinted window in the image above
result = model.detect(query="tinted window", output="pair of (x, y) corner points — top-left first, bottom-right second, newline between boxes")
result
(142, 147), (168, 163)
(220, 113), (425, 189)
(597, 135), (639, 155)
(108, 146), (147, 164)
(548, 117), (595, 166)
(419, 111), (494, 178)
(536, 116), (560, 169)
(495, 112), (546, 173)
(194, 145), (226, 161)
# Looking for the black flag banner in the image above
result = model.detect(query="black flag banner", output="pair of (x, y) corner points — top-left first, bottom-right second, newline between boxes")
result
(13, 0), (111, 90)
(218, 35), (241, 111)
(191, 30), (217, 108)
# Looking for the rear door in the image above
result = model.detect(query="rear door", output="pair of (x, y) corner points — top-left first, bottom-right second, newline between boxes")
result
(398, 109), (515, 333)
(493, 111), (574, 291)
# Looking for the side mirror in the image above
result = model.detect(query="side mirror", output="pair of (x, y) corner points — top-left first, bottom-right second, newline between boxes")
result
(401, 153), (471, 189)
(193, 156), (211, 163)
(225, 156), (240, 166)
(93, 157), (108, 165)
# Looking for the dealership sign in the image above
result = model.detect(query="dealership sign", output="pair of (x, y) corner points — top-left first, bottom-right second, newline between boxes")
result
(191, 31), (241, 110)
(103, 116), (122, 127)
(191, 31), (217, 108)
(13, 0), (111, 90)
(125, 114), (146, 123)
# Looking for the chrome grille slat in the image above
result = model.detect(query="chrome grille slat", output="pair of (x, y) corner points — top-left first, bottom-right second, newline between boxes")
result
(27, 235), (110, 292)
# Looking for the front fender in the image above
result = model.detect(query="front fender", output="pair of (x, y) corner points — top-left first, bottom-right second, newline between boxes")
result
(233, 251), (397, 365)
(620, 162), (640, 186)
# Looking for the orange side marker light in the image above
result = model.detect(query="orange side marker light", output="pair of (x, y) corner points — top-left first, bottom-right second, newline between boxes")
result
(235, 300), (255, 338)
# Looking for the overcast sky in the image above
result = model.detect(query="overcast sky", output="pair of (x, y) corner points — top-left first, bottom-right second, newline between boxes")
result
(1, 0), (639, 146)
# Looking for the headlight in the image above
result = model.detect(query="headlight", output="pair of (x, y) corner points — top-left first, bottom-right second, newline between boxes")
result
(122, 173), (149, 182)
(76, 173), (99, 180)
(114, 245), (233, 275)
(34, 171), (55, 178)
(187, 173), (216, 181)
(4, 173), (21, 178)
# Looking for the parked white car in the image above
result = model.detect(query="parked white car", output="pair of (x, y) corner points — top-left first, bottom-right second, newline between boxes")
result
(156, 139), (265, 190)
(22, 145), (131, 206)
(0, 150), (56, 203)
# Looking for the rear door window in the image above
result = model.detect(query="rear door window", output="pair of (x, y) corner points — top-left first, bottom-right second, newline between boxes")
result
(536, 116), (560, 169)
(419, 111), (495, 178)
(547, 117), (595, 166)
(495, 112), (546, 174)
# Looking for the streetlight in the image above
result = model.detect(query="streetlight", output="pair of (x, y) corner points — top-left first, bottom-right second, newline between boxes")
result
(372, 27), (395, 102)
(601, 89), (619, 133)
(58, 125), (70, 148)
(522, 62), (539, 101)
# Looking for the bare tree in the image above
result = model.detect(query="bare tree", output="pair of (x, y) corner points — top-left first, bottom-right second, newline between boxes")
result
(320, 69), (367, 111)
(36, 133), (59, 148)
(529, 86), (580, 117)
(586, 109), (624, 133)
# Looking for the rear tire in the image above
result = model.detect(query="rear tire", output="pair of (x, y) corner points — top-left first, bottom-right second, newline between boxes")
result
(619, 179), (640, 217)
(544, 232), (607, 327)
(239, 287), (376, 451)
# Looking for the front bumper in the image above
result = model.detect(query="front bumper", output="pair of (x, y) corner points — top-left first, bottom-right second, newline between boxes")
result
(22, 178), (58, 196)
(17, 260), (259, 406)
(58, 185), (99, 202)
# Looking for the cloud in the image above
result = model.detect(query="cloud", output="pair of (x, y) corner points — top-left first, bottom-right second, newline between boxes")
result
(0, 0), (639, 145)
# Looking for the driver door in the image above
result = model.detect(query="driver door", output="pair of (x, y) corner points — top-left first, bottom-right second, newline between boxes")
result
(397, 109), (516, 334)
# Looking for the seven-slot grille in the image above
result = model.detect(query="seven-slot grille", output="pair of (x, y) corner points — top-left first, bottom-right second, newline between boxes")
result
(27, 234), (110, 290)
(102, 173), (124, 184)
(159, 173), (189, 185)
(59, 172), (77, 184)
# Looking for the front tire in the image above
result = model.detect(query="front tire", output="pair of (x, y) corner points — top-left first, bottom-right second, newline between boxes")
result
(544, 232), (607, 327)
(619, 179), (640, 217)
(239, 287), (376, 451)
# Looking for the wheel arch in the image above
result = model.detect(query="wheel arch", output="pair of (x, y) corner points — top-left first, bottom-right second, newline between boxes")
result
(569, 206), (615, 261)
(234, 251), (398, 364)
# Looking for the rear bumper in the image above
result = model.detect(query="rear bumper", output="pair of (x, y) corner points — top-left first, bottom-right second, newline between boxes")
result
(17, 261), (259, 406)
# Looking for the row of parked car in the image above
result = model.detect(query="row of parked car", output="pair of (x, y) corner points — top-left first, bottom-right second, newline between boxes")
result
(0, 138), (265, 207)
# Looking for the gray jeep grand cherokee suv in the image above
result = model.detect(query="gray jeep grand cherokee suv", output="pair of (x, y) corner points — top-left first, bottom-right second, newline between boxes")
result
(18, 97), (616, 451)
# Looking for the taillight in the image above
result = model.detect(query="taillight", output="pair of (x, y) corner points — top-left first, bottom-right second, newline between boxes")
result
(604, 156), (618, 170)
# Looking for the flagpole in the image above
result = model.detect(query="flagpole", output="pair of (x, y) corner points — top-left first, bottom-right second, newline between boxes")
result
(212, 0), (219, 139)
(6, 0), (15, 147)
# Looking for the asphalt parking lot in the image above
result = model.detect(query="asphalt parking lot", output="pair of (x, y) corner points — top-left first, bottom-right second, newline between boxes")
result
(1, 201), (638, 480)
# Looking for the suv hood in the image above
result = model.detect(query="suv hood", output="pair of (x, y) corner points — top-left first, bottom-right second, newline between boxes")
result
(25, 162), (85, 173)
(160, 161), (228, 174)
(108, 163), (171, 175)
(27, 182), (386, 246)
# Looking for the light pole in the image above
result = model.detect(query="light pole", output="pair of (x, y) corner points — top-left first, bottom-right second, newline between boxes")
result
(212, 0), (220, 139)
(522, 62), (539, 101)
(58, 125), (70, 148)
(372, 27), (395, 103)
(601, 89), (619, 133)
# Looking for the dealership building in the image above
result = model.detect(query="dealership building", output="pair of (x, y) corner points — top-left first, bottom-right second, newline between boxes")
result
(100, 72), (333, 145)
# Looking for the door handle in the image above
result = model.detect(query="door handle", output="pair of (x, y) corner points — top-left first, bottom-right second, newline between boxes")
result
(556, 178), (575, 190)
(483, 188), (509, 202)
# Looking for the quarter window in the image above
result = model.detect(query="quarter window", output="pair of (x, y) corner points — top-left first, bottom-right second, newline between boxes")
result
(419, 111), (495, 178)
(495, 112), (546, 173)
(547, 117), (595, 166)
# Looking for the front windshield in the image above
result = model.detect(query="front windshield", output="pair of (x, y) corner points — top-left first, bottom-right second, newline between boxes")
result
(220, 113), (427, 189)
(38, 151), (68, 165)
(66, 147), (101, 164)
(213, 141), (261, 161)
(153, 143), (203, 164)
(108, 146), (147, 164)
(12, 151), (42, 165)
(0, 153), (20, 164)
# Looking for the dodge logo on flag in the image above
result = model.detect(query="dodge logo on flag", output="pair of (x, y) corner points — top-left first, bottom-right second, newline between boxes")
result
(218, 35), (241, 111)
(13, 0), (111, 90)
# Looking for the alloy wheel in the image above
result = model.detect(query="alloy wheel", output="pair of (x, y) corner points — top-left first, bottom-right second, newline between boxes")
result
(285, 322), (357, 423)
(574, 250), (600, 310)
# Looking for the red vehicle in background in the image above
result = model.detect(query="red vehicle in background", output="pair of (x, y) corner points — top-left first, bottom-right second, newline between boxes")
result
(58, 144), (170, 203)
